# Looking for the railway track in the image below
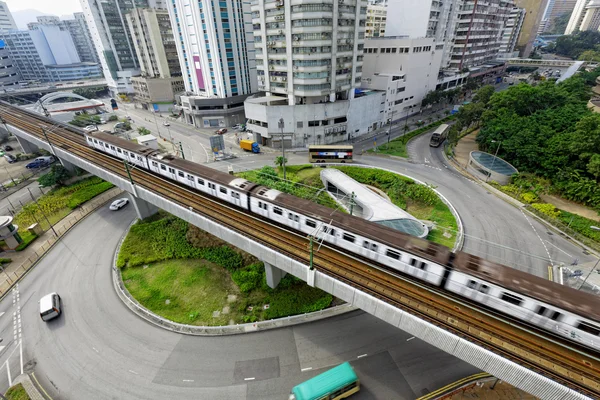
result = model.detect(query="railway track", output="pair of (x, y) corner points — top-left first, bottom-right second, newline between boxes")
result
(1, 104), (599, 398)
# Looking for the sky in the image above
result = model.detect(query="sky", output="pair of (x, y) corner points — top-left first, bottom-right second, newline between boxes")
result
(4, 0), (82, 17)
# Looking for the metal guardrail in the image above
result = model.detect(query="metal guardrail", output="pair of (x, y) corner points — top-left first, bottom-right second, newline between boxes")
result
(111, 220), (357, 336)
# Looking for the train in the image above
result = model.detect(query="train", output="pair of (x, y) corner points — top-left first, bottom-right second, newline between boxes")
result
(84, 130), (600, 353)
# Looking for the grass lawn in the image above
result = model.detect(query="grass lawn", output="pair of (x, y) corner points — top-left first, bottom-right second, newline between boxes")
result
(9, 177), (114, 249)
(118, 215), (333, 325)
(5, 383), (30, 400)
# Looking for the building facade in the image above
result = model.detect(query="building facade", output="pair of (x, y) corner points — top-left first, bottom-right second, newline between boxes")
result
(244, 0), (385, 147)
(361, 37), (443, 124)
(0, 1), (16, 31)
(126, 8), (184, 110)
(513, 0), (547, 56)
(64, 13), (101, 64)
(540, 0), (577, 33)
(167, 0), (257, 126)
(0, 41), (20, 88)
(386, 0), (513, 71)
(1, 29), (102, 82)
(565, 0), (589, 33)
(81, 0), (149, 95)
(499, 7), (525, 57)
(365, 4), (386, 38)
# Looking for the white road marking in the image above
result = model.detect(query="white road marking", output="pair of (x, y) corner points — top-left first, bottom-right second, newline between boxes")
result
(183, 379), (194, 382)
(301, 367), (313, 372)
(357, 354), (367, 359)
(406, 336), (415, 341)
(0, 312), (4, 318)
(129, 370), (138, 375)
(521, 209), (553, 265)
(92, 347), (99, 353)
(543, 240), (572, 258)
(0, 346), (5, 353)
(244, 377), (255, 381)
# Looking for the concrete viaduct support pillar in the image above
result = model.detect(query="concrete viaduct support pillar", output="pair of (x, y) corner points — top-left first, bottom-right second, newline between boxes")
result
(15, 135), (39, 154)
(59, 158), (78, 174)
(129, 193), (158, 220)
(265, 262), (287, 289)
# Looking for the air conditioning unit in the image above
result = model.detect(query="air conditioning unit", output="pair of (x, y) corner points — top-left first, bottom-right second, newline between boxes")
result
(338, 0), (344, 3)
(282, 76), (287, 81)
(275, 15), (284, 20)
(293, 36), (300, 41)
(278, 30), (284, 34)
(294, 65), (299, 70)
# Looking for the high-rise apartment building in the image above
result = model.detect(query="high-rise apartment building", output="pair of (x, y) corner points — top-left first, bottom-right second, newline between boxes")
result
(386, 0), (513, 70)
(81, 0), (150, 96)
(167, 0), (257, 127)
(499, 7), (525, 57)
(126, 8), (184, 110)
(0, 41), (20, 88)
(244, 0), (386, 147)
(565, 0), (588, 33)
(0, 1), (16, 31)
(365, 4), (387, 38)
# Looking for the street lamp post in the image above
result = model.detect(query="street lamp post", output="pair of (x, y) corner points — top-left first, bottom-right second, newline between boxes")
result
(278, 118), (286, 180)
(387, 109), (395, 144)
(152, 110), (162, 138)
(486, 140), (501, 182)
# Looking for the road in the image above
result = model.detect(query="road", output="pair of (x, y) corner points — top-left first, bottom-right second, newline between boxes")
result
(0, 204), (479, 399)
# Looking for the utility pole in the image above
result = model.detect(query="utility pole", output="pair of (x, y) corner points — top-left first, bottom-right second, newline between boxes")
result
(41, 127), (57, 157)
(278, 118), (286, 180)
(387, 109), (395, 144)
(124, 160), (134, 185)
(486, 140), (501, 182)
(152, 111), (162, 138)
(349, 192), (355, 216)
(308, 235), (314, 270)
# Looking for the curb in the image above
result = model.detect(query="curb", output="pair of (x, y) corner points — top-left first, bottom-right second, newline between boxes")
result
(416, 372), (493, 400)
(111, 221), (358, 336)
(0, 187), (123, 302)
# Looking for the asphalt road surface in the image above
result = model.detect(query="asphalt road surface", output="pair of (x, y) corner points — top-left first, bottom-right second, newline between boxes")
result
(0, 203), (478, 399)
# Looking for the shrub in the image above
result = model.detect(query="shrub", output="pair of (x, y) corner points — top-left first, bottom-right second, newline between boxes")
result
(521, 192), (539, 204)
(232, 262), (265, 292)
(0, 258), (11, 264)
(38, 165), (72, 187)
(531, 203), (561, 219)
(137, 127), (151, 135)
(108, 115), (118, 121)
(15, 231), (37, 251)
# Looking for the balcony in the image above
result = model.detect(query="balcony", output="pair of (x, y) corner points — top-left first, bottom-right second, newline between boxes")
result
(292, 26), (333, 34)
(293, 76), (330, 85)
(292, 52), (332, 60)
(292, 63), (330, 72)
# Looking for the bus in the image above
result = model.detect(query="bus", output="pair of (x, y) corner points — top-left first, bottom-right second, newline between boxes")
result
(429, 123), (450, 147)
(290, 362), (360, 400)
(308, 145), (353, 163)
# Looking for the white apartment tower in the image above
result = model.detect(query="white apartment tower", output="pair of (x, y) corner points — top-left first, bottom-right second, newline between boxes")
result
(166, 0), (257, 98)
(251, 0), (366, 105)
(0, 1), (16, 31)
(499, 7), (525, 56)
(565, 0), (600, 33)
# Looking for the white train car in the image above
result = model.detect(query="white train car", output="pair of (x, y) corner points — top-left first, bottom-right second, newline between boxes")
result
(85, 131), (156, 169)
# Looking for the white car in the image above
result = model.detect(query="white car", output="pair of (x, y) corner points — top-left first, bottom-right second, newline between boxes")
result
(83, 125), (98, 132)
(109, 198), (129, 211)
(163, 121), (170, 126)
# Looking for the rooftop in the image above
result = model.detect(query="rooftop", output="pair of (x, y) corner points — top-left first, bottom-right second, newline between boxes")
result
(471, 151), (518, 175)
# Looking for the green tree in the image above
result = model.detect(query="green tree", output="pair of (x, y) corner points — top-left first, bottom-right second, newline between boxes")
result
(37, 165), (72, 187)
(587, 154), (600, 181)
(137, 127), (151, 135)
(274, 156), (287, 168)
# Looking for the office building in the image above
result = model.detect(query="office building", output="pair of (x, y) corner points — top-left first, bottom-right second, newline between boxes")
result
(81, 0), (150, 96)
(513, 0), (547, 56)
(167, 0), (257, 127)
(27, 15), (100, 64)
(361, 37), (442, 125)
(2, 28), (101, 82)
(565, 0), (589, 33)
(126, 8), (184, 111)
(244, 0), (386, 147)
(0, 1), (16, 31)
(386, 0), (513, 70)
(0, 40), (20, 88)
(365, 4), (387, 38)
(499, 7), (525, 57)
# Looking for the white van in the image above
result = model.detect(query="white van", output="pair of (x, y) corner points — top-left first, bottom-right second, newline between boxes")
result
(40, 293), (61, 321)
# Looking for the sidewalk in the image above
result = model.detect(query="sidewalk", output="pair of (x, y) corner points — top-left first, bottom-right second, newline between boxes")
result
(0, 187), (122, 298)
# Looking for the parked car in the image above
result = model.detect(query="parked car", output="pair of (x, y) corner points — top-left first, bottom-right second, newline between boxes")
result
(3, 145), (13, 151)
(215, 128), (227, 135)
(109, 198), (129, 211)
(26, 156), (55, 169)
(163, 121), (170, 126)
(4, 154), (16, 163)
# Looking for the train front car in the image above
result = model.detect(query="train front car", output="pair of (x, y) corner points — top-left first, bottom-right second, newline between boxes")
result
(84, 131), (158, 170)
(450, 251), (600, 352)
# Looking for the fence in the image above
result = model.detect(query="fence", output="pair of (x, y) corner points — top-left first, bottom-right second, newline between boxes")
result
(0, 188), (121, 299)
